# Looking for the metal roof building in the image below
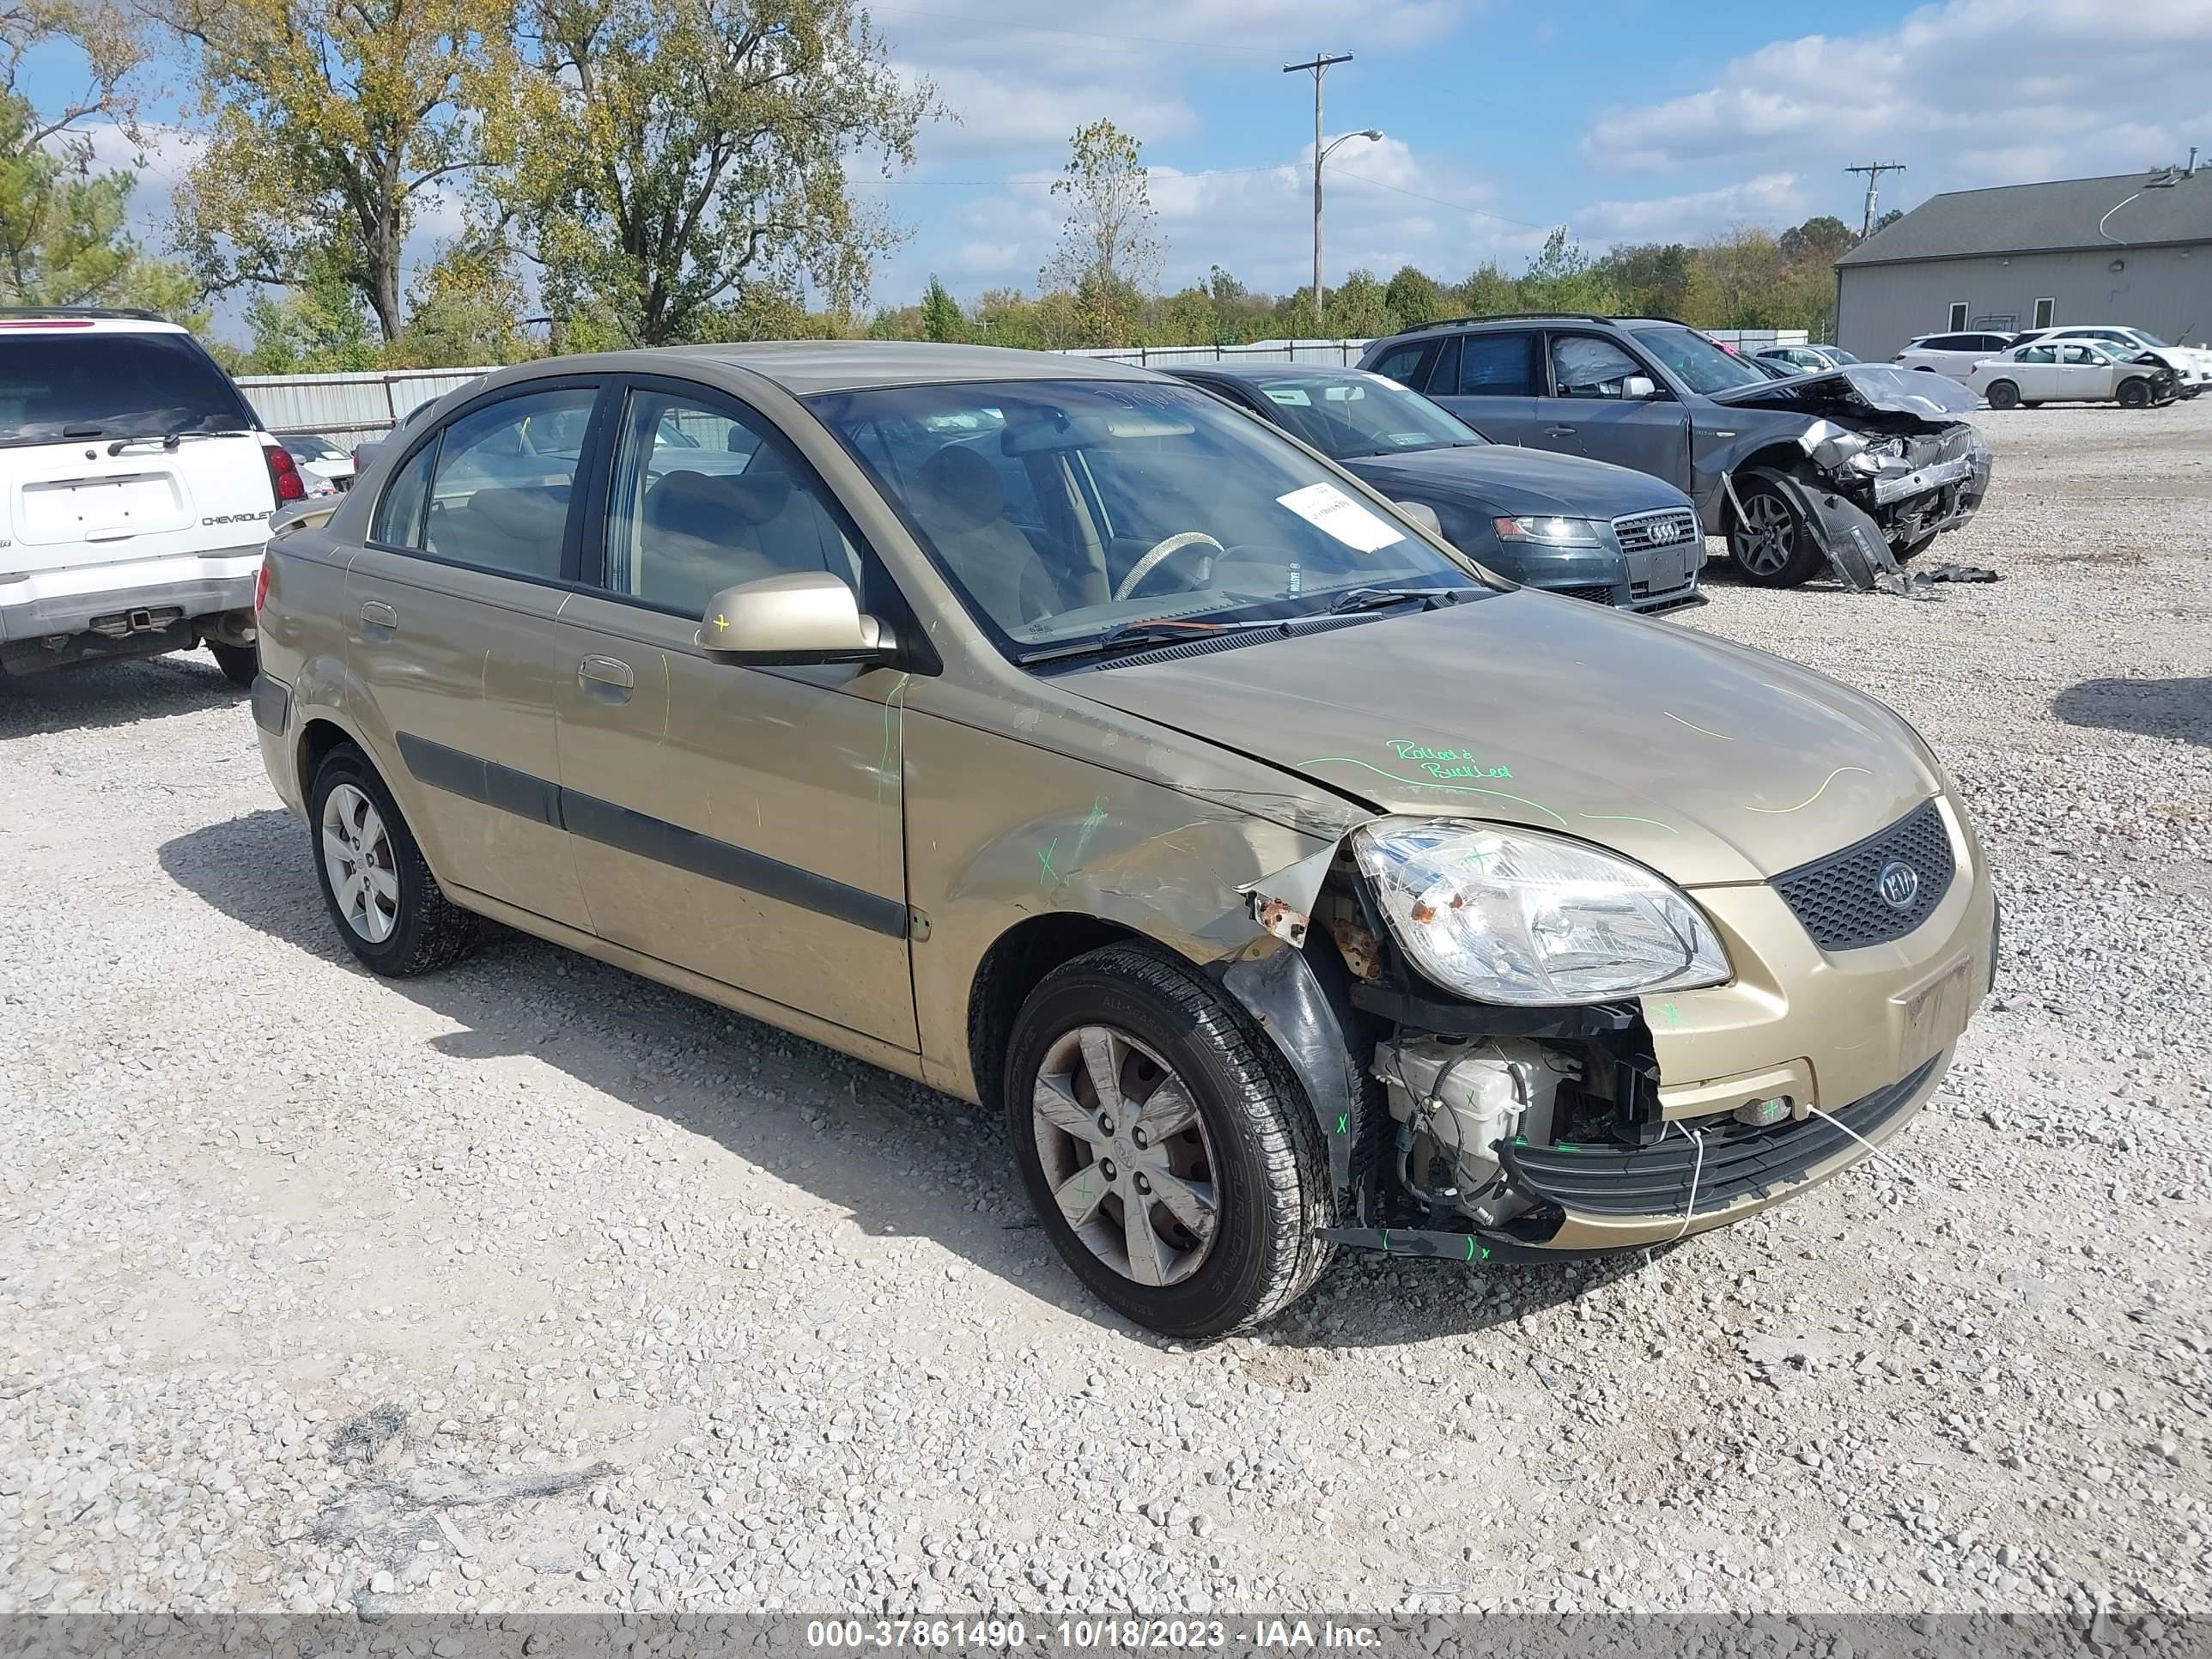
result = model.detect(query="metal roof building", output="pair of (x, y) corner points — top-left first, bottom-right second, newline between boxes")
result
(1833, 168), (2212, 360)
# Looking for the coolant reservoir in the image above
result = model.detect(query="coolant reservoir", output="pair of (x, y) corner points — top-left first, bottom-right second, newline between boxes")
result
(1373, 1035), (1576, 1225)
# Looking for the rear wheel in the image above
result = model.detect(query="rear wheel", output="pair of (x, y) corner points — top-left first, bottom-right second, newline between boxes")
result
(1005, 944), (1334, 1338)
(2117, 378), (2151, 409)
(308, 744), (482, 976)
(1726, 477), (1826, 588)
(208, 641), (258, 689)
(1984, 380), (2021, 410)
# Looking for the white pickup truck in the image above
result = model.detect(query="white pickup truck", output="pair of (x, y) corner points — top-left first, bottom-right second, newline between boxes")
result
(0, 309), (306, 684)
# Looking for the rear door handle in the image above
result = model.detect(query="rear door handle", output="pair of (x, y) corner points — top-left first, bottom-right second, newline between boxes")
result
(1545, 425), (1577, 437)
(358, 600), (398, 632)
(578, 655), (634, 702)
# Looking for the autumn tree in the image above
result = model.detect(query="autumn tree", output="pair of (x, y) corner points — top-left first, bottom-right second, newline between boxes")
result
(160, 0), (510, 343)
(1382, 263), (1443, 331)
(490, 0), (938, 347)
(0, 0), (195, 312)
(1042, 118), (1158, 346)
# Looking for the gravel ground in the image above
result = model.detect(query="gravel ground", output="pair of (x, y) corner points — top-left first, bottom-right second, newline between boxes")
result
(2, 398), (2207, 1624)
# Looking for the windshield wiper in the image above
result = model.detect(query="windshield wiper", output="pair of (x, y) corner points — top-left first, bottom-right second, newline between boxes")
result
(1326, 586), (1477, 616)
(1014, 616), (1291, 665)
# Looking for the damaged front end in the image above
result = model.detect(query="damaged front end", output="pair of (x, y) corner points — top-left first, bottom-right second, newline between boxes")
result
(1720, 366), (1996, 592)
(1223, 833), (1705, 1263)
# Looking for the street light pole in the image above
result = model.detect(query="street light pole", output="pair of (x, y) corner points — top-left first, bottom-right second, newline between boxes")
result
(1285, 51), (1352, 335)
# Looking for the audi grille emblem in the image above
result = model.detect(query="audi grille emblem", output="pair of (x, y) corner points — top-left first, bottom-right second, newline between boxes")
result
(1876, 860), (1920, 909)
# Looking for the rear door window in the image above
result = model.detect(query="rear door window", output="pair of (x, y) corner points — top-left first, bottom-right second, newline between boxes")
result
(0, 329), (255, 447)
(1454, 331), (1537, 397)
(417, 386), (599, 580)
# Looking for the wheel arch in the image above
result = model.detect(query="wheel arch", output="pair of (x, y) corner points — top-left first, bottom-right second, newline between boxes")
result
(1719, 442), (1813, 534)
(967, 914), (1146, 1116)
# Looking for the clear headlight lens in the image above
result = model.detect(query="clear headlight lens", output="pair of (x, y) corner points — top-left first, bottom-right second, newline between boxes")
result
(1492, 514), (1606, 547)
(1353, 819), (1730, 1006)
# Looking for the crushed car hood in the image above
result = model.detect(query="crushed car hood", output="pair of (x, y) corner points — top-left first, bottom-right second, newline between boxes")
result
(1708, 362), (1981, 422)
(1061, 594), (1940, 887)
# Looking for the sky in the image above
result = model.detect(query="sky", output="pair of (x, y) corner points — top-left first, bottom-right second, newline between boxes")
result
(33, 0), (2212, 340)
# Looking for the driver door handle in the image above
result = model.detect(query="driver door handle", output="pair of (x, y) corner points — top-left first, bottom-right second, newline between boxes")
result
(578, 655), (634, 703)
(359, 600), (398, 632)
(1545, 425), (1577, 437)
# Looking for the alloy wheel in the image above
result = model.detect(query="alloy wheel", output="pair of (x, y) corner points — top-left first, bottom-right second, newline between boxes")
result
(319, 782), (400, 944)
(1732, 493), (1796, 576)
(1030, 1024), (1220, 1287)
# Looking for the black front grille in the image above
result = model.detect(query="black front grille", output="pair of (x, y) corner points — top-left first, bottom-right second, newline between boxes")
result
(1773, 798), (1954, 951)
(1553, 583), (1618, 605)
(1498, 1058), (1937, 1218)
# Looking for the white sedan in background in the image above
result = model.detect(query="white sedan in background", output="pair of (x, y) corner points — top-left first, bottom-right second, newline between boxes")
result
(1962, 341), (2179, 409)
(2006, 325), (2210, 397)
(279, 433), (356, 494)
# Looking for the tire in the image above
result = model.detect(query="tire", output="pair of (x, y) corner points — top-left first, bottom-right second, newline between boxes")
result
(1725, 477), (1826, 588)
(2118, 379), (2150, 410)
(208, 641), (258, 689)
(1984, 380), (2021, 410)
(307, 743), (482, 976)
(1004, 943), (1335, 1338)
(1893, 532), (1938, 564)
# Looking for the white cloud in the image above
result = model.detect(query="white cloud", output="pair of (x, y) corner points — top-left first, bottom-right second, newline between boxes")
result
(1580, 0), (2212, 194)
(1571, 173), (1807, 244)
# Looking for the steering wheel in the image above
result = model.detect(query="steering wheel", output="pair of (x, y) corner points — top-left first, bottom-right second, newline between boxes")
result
(1114, 532), (1226, 601)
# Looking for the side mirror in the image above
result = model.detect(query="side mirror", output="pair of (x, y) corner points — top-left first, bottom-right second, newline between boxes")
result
(1622, 374), (1657, 399)
(697, 571), (894, 665)
(1393, 500), (1443, 537)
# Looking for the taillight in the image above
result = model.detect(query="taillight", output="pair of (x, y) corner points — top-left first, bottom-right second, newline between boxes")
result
(253, 553), (271, 615)
(263, 443), (306, 504)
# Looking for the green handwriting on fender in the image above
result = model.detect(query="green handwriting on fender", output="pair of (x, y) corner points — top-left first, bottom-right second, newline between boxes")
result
(1388, 739), (1511, 780)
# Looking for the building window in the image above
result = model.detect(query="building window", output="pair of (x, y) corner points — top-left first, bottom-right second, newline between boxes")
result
(2033, 297), (2056, 329)
(1948, 301), (1969, 331)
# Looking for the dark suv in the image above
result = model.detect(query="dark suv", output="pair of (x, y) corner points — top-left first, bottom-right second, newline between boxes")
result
(1358, 314), (1993, 588)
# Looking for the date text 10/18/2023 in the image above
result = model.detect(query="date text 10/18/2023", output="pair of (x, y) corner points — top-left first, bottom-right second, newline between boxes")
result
(804, 1620), (1386, 1651)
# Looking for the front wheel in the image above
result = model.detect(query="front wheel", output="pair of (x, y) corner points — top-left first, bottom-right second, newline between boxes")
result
(2117, 378), (2151, 409)
(208, 641), (258, 690)
(1726, 477), (1826, 587)
(307, 744), (482, 976)
(1005, 945), (1335, 1338)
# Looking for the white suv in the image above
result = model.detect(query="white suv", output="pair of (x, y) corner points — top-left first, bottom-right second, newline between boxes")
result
(1892, 331), (2017, 379)
(0, 309), (304, 685)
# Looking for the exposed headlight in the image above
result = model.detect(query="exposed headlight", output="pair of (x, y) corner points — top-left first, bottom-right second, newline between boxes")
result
(1492, 514), (1605, 547)
(1353, 819), (1730, 1006)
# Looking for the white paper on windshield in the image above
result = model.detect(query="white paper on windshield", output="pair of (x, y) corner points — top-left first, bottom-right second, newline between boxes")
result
(1262, 387), (1312, 406)
(1274, 481), (1406, 553)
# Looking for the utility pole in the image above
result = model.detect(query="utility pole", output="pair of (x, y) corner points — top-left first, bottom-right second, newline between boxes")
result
(1844, 161), (1907, 240)
(1285, 51), (1353, 336)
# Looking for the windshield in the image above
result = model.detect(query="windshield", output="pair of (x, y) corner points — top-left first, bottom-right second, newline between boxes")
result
(2126, 330), (2171, 348)
(1627, 326), (1771, 394)
(810, 379), (1483, 658)
(1236, 372), (1484, 459)
(0, 331), (255, 447)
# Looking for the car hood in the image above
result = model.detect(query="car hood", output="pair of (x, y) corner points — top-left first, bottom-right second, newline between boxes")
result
(1340, 445), (1688, 520)
(1708, 362), (1981, 421)
(1061, 593), (1939, 887)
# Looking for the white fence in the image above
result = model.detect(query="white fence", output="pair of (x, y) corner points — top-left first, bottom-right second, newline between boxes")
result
(238, 327), (1815, 439)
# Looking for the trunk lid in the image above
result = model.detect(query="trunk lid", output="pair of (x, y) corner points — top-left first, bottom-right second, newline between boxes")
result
(1060, 592), (1938, 887)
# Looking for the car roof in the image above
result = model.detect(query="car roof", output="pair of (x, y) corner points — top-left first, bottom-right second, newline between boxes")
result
(496, 339), (1164, 397)
(1383, 314), (1685, 345)
(0, 309), (191, 337)
(1168, 362), (1383, 386)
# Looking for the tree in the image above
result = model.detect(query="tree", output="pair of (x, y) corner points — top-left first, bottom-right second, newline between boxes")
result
(239, 255), (379, 371)
(1042, 118), (1159, 343)
(387, 239), (532, 365)
(1324, 267), (1393, 338)
(1778, 214), (1854, 267)
(1680, 227), (1785, 329)
(1382, 263), (1443, 331)
(1595, 242), (1692, 319)
(1451, 261), (1516, 319)
(161, 0), (510, 343)
(493, 0), (938, 347)
(920, 273), (963, 343)
(1869, 207), (1903, 237)
(0, 0), (196, 313)
(1519, 228), (1620, 316)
